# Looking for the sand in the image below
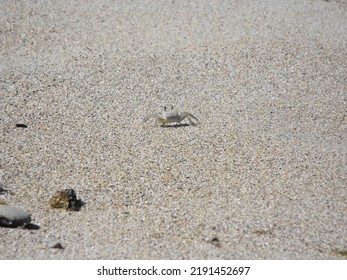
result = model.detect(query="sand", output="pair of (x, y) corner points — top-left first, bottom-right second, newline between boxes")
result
(0, 0), (346, 259)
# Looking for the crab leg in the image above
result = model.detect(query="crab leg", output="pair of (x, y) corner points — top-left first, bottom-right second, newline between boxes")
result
(142, 114), (157, 123)
(182, 112), (200, 124)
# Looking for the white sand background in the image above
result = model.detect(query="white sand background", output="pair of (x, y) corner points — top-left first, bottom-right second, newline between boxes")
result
(1, 0), (346, 259)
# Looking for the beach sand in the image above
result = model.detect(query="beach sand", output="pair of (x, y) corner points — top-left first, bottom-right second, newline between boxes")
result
(1, 0), (346, 259)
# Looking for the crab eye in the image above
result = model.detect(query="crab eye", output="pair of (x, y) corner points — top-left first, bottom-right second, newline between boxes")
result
(171, 105), (174, 109)
(164, 106), (167, 111)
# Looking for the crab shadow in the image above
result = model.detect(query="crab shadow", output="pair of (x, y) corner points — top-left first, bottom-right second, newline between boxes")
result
(160, 123), (193, 128)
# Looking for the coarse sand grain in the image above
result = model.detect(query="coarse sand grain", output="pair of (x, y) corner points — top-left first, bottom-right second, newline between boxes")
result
(1, 0), (346, 259)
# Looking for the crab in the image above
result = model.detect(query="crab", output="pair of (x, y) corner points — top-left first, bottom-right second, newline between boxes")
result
(143, 106), (200, 126)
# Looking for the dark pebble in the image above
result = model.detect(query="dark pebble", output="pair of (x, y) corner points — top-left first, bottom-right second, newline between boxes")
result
(15, 124), (28, 128)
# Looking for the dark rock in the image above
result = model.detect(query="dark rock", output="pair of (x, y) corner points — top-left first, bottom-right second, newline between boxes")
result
(0, 205), (31, 227)
(50, 189), (83, 211)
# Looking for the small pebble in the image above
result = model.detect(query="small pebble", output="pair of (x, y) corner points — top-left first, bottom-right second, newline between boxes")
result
(50, 242), (64, 249)
(209, 237), (222, 248)
(0, 178), (7, 194)
(15, 123), (28, 128)
(0, 205), (31, 227)
(334, 249), (347, 258)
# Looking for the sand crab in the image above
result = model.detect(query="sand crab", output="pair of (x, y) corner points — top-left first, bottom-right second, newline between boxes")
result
(143, 106), (200, 126)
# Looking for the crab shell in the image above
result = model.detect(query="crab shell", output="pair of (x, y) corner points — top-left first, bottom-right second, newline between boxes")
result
(162, 111), (182, 123)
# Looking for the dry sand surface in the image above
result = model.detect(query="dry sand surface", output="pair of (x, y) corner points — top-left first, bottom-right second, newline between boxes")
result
(1, 0), (346, 259)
